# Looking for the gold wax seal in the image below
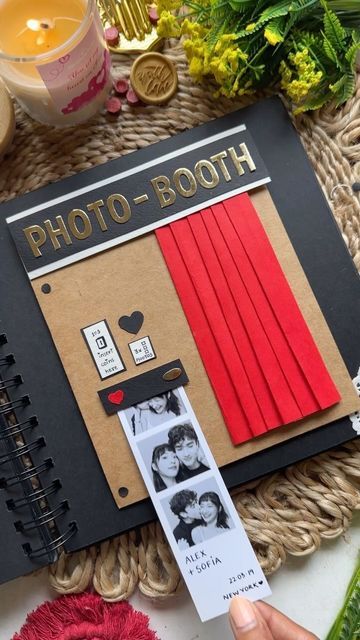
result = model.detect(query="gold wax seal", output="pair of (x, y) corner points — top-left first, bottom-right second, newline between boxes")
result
(130, 52), (178, 105)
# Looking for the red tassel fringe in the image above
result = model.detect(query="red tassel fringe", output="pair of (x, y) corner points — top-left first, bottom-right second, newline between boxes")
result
(12, 592), (159, 640)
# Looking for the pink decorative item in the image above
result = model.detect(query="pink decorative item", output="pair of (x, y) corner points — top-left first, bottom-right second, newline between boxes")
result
(12, 592), (159, 640)
(104, 26), (120, 46)
(148, 7), (159, 24)
(126, 88), (142, 106)
(114, 78), (129, 96)
(105, 96), (122, 115)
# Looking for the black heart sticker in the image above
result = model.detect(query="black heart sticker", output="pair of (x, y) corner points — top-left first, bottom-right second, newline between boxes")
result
(118, 311), (144, 335)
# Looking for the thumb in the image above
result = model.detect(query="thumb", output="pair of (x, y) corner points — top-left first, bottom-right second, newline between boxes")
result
(229, 597), (274, 640)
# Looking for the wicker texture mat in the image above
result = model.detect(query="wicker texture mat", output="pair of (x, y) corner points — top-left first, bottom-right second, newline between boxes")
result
(1, 42), (359, 599)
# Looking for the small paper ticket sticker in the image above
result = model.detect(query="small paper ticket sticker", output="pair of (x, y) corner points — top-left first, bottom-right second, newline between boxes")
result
(118, 386), (271, 621)
(129, 336), (156, 366)
(82, 319), (125, 380)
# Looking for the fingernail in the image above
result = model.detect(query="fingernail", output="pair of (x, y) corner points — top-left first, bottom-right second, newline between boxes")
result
(230, 598), (258, 633)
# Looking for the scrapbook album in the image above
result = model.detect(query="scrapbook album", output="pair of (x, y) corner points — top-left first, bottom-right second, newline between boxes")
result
(1, 97), (360, 588)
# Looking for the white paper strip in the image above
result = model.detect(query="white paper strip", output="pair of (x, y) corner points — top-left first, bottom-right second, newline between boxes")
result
(118, 386), (271, 622)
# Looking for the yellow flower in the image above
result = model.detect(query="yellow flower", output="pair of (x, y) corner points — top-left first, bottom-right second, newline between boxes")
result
(280, 46), (323, 107)
(214, 33), (237, 54)
(281, 72), (323, 103)
(285, 79), (311, 102)
(189, 56), (204, 81)
(227, 50), (239, 72)
(181, 18), (208, 38)
(279, 60), (292, 85)
(182, 37), (195, 57)
(210, 57), (228, 83)
(157, 0), (182, 13)
(157, 11), (181, 37)
(264, 27), (283, 46)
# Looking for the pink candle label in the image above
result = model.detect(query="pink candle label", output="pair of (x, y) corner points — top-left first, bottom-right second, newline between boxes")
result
(37, 13), (110, 115)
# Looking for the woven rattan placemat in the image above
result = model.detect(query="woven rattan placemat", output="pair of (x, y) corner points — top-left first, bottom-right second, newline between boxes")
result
(1, 42), (359, 600)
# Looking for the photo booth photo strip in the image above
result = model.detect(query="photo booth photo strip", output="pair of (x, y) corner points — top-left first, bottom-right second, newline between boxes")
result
(118, 385), (271, 622)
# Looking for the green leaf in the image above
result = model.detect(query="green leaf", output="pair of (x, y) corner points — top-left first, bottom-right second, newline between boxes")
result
(322, 1), (346, 52)
(323, 34), (341, 66)
(329, 70), (356, 105)
(235, 1), (292, 37)
(228, 0), (258, 12)
(246, 36), (266, 58)
(294, 90), (331, 112)
(250, 0), (271, 19)
(325, 554), (360, 639)
(345, 38), (360, 67)
(258, 0), (293, 22)
(264, 16), (287, 43)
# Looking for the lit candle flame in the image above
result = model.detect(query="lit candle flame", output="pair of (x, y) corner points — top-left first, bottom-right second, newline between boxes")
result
(25, 19), (54, 45)
(27, 19), (41, 31)
(16, 16), (80, 44)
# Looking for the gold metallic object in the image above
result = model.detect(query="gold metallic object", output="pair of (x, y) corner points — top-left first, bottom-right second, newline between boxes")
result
(97, 0), (164, 53)
(162, 368), (182, 381)
(130, 52), (178, 104)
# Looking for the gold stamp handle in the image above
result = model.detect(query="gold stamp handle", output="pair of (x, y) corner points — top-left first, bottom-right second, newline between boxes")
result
(97, 0), (163, 53)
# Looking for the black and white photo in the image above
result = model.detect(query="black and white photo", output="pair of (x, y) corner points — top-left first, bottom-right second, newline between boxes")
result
(161, 476), (234, 549)
(118, 384), (270, 621)
(137, 422), (210, 493)
(122, 388), (186, 435)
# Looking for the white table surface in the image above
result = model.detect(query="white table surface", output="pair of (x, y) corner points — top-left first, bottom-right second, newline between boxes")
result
(1, 511), (359, 640)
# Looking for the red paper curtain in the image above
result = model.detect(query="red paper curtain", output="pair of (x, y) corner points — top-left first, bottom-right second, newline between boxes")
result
(156, 193), (340, 445)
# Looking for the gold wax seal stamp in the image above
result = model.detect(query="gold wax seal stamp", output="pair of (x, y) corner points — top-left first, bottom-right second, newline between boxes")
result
(130, 52), (178, 105)
(97, 0), (163, 53)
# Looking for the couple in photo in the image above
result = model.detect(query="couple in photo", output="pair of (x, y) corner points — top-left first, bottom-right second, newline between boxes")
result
(169, 489), (230, 548)
(151, 424), (209, 492)
(130, 390), (183, 434)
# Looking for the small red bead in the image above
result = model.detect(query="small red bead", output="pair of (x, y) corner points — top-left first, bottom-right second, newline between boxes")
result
(104, 26), (119, 46)
(148, 7), (159, 24)
(113, 78), (129, 96)
(105, 96), (122, 114)
(126, 88), (142, 106)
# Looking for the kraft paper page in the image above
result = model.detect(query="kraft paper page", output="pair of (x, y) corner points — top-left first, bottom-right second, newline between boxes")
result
(32, 187), (360, 508)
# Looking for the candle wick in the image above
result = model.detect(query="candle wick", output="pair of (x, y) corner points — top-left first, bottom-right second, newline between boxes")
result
(15, 16), (82, 42)
(16, 26), (29, 38)
(40, 22), (52, 30)
(53, 16), (82, 25)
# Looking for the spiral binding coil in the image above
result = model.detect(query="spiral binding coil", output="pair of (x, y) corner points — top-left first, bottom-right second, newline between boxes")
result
(0, 333), (77, 563)
(23, 522), (78, 558)
(0, 416), (38, 440)
(0, 395), (30, 414)
(14, 500), (69, 532)
(0, 458), (53, 488)
(0, 374), (22, 390)
(0, 437), (46, 465)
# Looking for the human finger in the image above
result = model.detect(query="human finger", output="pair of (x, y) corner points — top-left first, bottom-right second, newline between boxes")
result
(254, 600), (319, 640)
(229, 597), (274, 639)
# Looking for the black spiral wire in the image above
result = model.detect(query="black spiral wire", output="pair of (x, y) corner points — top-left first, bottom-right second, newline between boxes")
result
(0, 333), (77, 561)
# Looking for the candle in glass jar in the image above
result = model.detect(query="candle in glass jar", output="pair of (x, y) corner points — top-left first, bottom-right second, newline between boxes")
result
(0, 0), (112, 126)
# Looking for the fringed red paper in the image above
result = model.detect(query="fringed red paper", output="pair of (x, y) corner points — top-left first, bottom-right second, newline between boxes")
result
(156, 193), (340, 445)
